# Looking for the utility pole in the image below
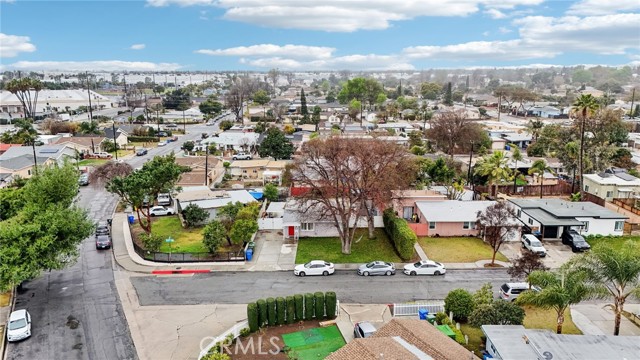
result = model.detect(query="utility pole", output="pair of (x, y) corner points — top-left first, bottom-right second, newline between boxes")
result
(630, 88), (636, 118)
(112, 122), (119, 160)
(123, 74), (129, 122)
(86, 72), (93, 124)
(204, 145), (209, 187)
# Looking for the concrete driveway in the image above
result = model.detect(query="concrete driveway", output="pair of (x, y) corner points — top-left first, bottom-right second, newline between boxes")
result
(501, 241), (577, 269)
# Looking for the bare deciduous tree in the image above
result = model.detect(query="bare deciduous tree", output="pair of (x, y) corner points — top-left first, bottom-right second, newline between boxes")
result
(508, 251), (548, 281)
(477, 202), (520, 266)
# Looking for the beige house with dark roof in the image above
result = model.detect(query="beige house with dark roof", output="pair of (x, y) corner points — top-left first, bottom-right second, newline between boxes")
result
(54, 136), (106, 154)
(175, 156), (224, 187)
(327, 318), (479, 360)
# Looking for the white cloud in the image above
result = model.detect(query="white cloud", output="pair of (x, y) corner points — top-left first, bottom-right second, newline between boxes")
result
(404, 13), (640, 61)
(246, 55), (415, 71)
(195, 44), (335, 59)
(130, 44), (146, 50)
(0, 33), (36, 58)
(146, 0), (544, 32)
(199, 10), (209, 20)
(567, 0), (640, 16)
(482, 31), (490, 36)
(3, 60), (182, 71)
(499, 26), (512, 34)
(485, 9), (506, 19)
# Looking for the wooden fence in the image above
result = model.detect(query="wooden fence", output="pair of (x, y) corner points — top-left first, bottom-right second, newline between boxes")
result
(474, 180), (573, 198)
(612, 198), (640, 217)
(582, 192), (606, 206)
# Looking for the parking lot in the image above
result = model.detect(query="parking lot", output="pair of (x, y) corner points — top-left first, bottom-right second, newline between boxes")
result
(501, 241), (577, 268)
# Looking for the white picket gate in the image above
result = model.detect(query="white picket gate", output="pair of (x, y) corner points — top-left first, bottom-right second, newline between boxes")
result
(391, 301), (444, 317)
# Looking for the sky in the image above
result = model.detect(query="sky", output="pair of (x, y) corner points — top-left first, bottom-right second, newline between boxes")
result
(0, 0), (639, 72)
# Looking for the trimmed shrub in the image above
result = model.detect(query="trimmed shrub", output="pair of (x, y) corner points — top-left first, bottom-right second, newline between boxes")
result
(469, 300), (525, 327)
(257, 299), (268, 327)
(444, 289), (475, 322)
(314, 292), (325, 319)
(294, 294), (304, 320)
(382, 208), (417, 261)
(435, 312), (451, 325)
(325, 292), (337, 319)
(267, 297), (276, 326)
(304, 293), (314, 320)
(276, 297), (286, 325)
(247, 302), (259, 332)
(128, 136), (157, 142)
(452, 327), (466, 345)
(286, 296), (295, 324)
(240, 327), (251, 338)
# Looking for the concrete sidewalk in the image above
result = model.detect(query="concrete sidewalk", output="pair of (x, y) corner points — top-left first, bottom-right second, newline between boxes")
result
(571, 303), (640, 336)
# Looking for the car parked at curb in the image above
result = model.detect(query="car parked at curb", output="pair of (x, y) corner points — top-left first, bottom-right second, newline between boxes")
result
(403, 260), (446, 276)
(232, 152), (252, 160)
(357, 261), (395, 276)
(7, 309), (31, 342)
(521, 234), (547, 257)
(149, 206), (175, 216)
(499, 282), (539, 302)
(95, 235), (112, 250)
(95, 221), (110, 236)
(136, 148), (148, 156)
(294, 260), (335, 276)
(92, 152), (112, 159)
(561, 229), (591, 252)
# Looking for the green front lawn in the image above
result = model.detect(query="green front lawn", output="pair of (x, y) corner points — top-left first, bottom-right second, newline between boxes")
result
(78, 159), (108, 166)
(150, 216), (208, 253)
(587, 235), (640, 251)
(295, 229), (403, 264)
(460, 305), (581, 354)
(418, 237), (508, 263)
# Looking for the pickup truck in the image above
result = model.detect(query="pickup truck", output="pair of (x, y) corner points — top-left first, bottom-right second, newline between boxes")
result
(232, 153), (252, 160)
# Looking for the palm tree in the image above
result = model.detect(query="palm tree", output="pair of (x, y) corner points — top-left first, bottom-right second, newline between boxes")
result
(529, 159), (553, 199)
(527, 118), (544, 142)
(517, 267), (590, 334)
(79, 121), (101, 135)
(474, 150), (511, 197)
(572, 94), (599, 199)
(510, 145), (524, 193)
(571, 241), (640, 336)
(5, 78), (43, 120)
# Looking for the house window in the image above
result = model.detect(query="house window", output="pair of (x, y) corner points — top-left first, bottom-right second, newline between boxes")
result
(27, 169), (32, 176)
(429, 222), (436, 229)
(517, 209), (521, 218)
(242, 170), (247, 173)
(463, 222), (476, 230)
(300, 223), (314, 231)
(253, 170), (258, 173)
(584, 185), (590, 192)
(528, 218), (534, 225)
(615, 221), (624, 231)
(582, 221), (589, 232)
(606, 191), (613, 198)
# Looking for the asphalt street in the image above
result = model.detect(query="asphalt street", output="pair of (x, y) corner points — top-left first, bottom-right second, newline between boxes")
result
(6, 187), (136, 360)
(131, 269), (513, 306)
(5, 122), (213, 360)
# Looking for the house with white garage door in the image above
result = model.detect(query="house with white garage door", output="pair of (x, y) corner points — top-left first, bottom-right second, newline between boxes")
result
(508, 198), (627, 239)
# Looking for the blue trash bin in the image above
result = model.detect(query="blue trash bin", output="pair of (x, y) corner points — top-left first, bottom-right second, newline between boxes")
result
(419, 309), (428, 320)
(246, 249), (253, 261)
(128, 214), (135, 224)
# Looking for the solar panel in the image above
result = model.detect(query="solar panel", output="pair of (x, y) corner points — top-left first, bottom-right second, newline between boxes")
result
(616, 173), (637, 181)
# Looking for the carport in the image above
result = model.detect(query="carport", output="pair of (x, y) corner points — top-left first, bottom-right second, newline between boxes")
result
(521, 208), (584, 240)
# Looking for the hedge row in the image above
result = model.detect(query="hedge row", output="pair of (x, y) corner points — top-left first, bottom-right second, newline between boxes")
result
(128, 136), (158, 142)
(246, 291), (337, 332)
(383, 208), (417, 260)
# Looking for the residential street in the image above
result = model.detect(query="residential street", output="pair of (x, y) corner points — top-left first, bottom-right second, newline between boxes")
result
(5, 124), (208, 360)
(131, 269), (513, 306)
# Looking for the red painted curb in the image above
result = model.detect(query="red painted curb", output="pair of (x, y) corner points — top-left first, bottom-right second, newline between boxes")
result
(152, 269), (211, 275)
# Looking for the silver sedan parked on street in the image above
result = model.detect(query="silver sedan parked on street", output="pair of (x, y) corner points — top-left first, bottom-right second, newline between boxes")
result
(357, 261), (395, 276)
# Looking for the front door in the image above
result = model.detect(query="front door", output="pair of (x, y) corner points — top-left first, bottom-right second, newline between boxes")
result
(288, 226), (295, 237)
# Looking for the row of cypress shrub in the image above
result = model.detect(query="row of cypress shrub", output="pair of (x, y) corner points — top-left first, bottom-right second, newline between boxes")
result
(246, 291), (337, 332)
(382, 208), (417, 260)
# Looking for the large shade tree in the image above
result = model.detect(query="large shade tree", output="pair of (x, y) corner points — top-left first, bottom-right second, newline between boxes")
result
(476, 202), (519, 266)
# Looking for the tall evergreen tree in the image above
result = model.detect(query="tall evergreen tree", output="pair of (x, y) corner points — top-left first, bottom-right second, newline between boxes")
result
(444, 82), (453, 106)
(300, 88), (309, 123)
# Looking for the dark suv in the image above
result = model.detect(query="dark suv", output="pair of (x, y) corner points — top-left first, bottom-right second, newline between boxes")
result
(561, 229), (591, 252)
(95, 221), (110, 236)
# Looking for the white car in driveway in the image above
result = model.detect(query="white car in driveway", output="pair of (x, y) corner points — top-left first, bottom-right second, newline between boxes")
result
(403, 260), (446, 276)
(7, 309), (31, 342)
(521, 234), (547, 257)
(149, 206), (175, 216)
(294, 260), (335, 276)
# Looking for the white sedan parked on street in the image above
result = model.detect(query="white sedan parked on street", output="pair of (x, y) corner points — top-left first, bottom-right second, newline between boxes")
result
(7, 309), (31, 342)
(403, 260), (446, 276)
(149, 206), (175, 216)
(294, 260), (335, 276)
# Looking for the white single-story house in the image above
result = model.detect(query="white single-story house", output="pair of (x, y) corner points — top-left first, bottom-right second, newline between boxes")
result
(174, 186), (257, 220)
(508, 198), (627, 239)
(282, 201), (383, 240)
(202, 130), (260, 152)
